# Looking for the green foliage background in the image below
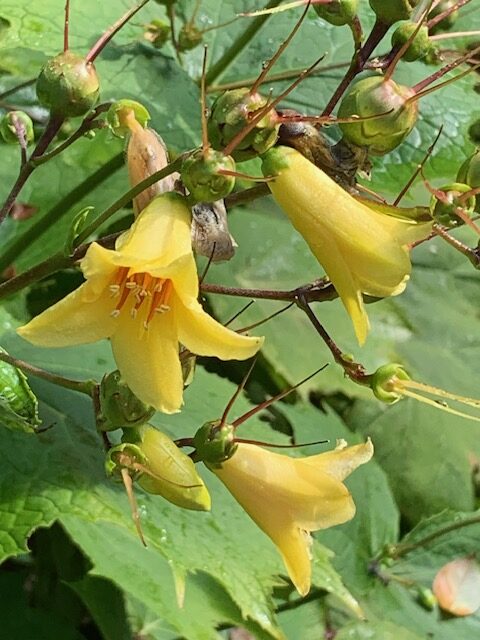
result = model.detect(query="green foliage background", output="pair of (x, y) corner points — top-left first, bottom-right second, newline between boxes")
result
(0, 1), (479, 638)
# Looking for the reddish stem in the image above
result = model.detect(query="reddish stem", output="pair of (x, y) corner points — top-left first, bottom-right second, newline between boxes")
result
(64, 0), (70, 52)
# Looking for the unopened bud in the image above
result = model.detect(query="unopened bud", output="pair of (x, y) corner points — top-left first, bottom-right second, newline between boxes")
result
(314, 0), (358, 26)
(181, 148), (235, 203)
(369, 0), (420, 24)
(338, 75), (418, 155)
(430, 183), (476, 228)
(98, 370), (155, 431)
(0, 111), (34, 145)
(391, 21), (434, 62)
(36, 51), (100, 117)
(193, 421), (237, 466)
(371, 363), (410, 404)
(208, 88), (279, 161)
(178, 23), (203, 51)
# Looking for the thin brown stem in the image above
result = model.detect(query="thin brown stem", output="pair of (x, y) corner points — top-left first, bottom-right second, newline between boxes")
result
(296, 293), (370, 385)
(322, 18), (390, 116)
(201, 279), (337, 303)
(433, 223), (480, 268)
(0, 114), (64, 225)
(85, 0), (151, 63)
(0, 351), (96, 395)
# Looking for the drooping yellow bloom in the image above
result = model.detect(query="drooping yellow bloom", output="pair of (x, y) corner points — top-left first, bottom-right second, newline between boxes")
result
(18, 193), (263, 413)
(261, 146), (433, 345)
(212, 438), (374, 596)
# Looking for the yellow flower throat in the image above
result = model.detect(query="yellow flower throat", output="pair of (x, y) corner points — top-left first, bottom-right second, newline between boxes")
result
(109, 266), (172, 328)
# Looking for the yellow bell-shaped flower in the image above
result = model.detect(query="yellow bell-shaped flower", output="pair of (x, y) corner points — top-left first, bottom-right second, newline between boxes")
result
(211, 437), (374, 596)
(18, 193), (263, 413)
(261, 146), (432, 345)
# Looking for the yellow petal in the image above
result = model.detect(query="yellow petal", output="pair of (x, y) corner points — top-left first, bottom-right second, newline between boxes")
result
(115, 193), (192, 271)
(17, 283), (116, 347)
(213, 443), (360, 595)
(303, 438), (374, 481)
(174, 294), (263, 360)
(110, 306), (183, 413)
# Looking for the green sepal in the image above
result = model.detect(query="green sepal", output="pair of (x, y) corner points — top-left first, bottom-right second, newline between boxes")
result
(136, 425), (211, 511)
(64, 206), (94, 255)
(314, 0), (358, 26)
(371, 363), (410, 404)
(105, 442), (146, 477)
(181, 148), (236, 203)
(416, 586), (438, 611)
(338, 75), (418, 155)
(97, 370), (155, 432)
(354, 196), (432, 222)
(0, 350), (41, 433)
(36, 51), (100, 118)
(193, 421), (238, 467)
(391, 21), (434, 62)
(178, 23), (203, 51)
(0, 111), (34, 145)
(457, 150), (480, 211)
(106, 100), (150, 138)
(208, 88), (279, 161)
(260, 145), (291, 178)
(369, 0), (420, 24)
(430, 182), (476, 228)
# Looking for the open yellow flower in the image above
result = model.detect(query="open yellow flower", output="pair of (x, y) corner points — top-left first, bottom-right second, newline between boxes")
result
(211, 437), (374, 596)
(17, 193), (263, 413)
(261, 146), (433, 345)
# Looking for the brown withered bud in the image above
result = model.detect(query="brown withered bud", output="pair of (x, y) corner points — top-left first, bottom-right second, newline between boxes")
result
(126, 122), (180, 215)
(191, 199), (237, 262)
(278, 109), (368, 189)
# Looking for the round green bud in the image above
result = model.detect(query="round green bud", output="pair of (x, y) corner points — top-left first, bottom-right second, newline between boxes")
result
(469, 120), (480, 145)
(430, 182), (476, 228)
(181, 148), (236, 203)
(338, 75), (418, 155)
(314, 0), (358, 26)
(136, 425), (211, 511)
(429, 0), (458, 35)
(416, 586), (438, 611)
(178, 23), (203, 51)
(207, 87), (279, 161)
(36, 51), (100, 117)
(0, 111), (34, 145)
(391, 21), (433, 62)
(371, 363), (410, 404)
(457, 150), (480, 205)
(193, 421), (237, 466)
(106, 99), (150, 138)
(144, 19), (171, 49)
(97, 370), (155, 431)
(369, 0), (420, 24)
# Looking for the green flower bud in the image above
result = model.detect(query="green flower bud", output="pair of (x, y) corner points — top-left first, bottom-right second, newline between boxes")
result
(36, 51), (100, 117)
(137, 425), (211, 511)
(178, 23), (203, 51)
(181, 148), (235, 203)
(144, 19), (171, 49)
(105, 442), (147, 477)
(314, 0), (358, 26)
(391, 21), (434, 62)
(469, 120), (480, 145)
(193, 421), (237, 467)
(0, 111), (34, 145)
(416, 586), (438, 611)
(97, 370), (155, 431)
(207, 87), (279, 161)
(369, 0), (420, 24)
(0, 350), (41, 432)
(429, 1), (458, 35)
(106, 99), (150, 138)
(338, 75), (418, 155)
(371, 363), (410, 404)
(430, 182), (476, 228)
(457, 150), (480, 195)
